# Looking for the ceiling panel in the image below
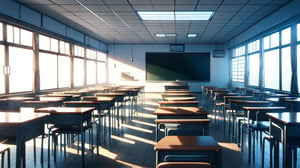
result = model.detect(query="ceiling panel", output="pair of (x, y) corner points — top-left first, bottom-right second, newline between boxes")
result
(15, 0), (293, 44)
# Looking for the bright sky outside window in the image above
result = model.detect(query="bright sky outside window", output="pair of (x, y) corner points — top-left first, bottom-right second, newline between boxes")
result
(138, 11), (214, 21)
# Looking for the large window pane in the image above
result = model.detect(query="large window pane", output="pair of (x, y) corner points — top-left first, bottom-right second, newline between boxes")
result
(39, 35), (50, 50)
(39, 52), (57, 90)
(264, 49), (279, 89)
(281, 27), (291, 45)
(0, 23), (3, 41)
(74, 58), (84, 87)
(97, 62), (106, 83)
(297, 45), (300, 91)
(9, 47), (33, 93)
(20, 29), (33, 47)
(297, 24), (300, 41)
(58, 55), (70, 88)
(282, 47), (291, 91)
(0, 45), (4, 94)
(86, 60), (96, 85)
(248, 53), (259, 86)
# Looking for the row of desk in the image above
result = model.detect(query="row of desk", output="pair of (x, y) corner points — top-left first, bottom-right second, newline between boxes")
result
(202, 86), (300, 168)
(0, 85), (144, 168)
(154, 86), (222, 168)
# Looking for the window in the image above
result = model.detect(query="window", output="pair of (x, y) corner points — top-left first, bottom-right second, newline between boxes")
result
(39, 35), (71, 90)
(264, 32), (279, 50)
(97, 62), (106, 83)
(0, 45), (4, 94)
(232, 46), (245, 82)
(248, 53), (259, 86)
(281, 47), (291, 91)
(74, 45), (84, 57)
(0, 23), (3, 41)
(58, 55), (70, 88)
(39, 52), (58, 90)
(97, 51), (107, 84)
(73, 58), (84, 87)
(264, 49), (279, 90)
(297, 23), (300, 91)
(9, 47), (33, 92)
(7, 25), (32, 47)
(86, 60), (96, 85)
(248, 40), (260, 86)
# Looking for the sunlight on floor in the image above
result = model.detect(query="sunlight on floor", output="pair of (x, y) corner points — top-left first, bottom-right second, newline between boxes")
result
(131, 119), (156, 127)
(122, 123), (153, 133)
(124, 133), (156, 145)
(111, 135), (136, 144)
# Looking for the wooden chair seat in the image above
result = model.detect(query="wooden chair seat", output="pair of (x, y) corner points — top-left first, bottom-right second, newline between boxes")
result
(157, 162), (212, 168)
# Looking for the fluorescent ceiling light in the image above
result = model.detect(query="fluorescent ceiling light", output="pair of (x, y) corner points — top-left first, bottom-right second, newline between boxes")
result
(187, 33), (198, 38)
(138, 11), (214, 21)
(155, 33), (165, 37)
(155, 33), (176, 38)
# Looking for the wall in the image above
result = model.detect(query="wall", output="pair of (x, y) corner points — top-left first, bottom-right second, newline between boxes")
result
(107, 44), (229, 92)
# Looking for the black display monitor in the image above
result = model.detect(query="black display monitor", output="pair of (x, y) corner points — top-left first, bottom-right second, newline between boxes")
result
(146, 52), (210, 81)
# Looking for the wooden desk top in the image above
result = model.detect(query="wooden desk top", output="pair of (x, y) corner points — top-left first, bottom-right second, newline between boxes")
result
(163, 91), (192, 94)
(285, 98), (300, 102)
(162, 92), (194, 96)
(163, 97), (197, 101)
(36, 107), (95, 114)
(155, 119), (211, 123)
(94, 92), (126, 96)
(0, 112), (49, 123)
(7, 97), (35, 101)
(35, 96), (65, 102)
(81, 96), (115, 102)
(243, 106), (286, 111)
(267, 112), (300, 125)
(229, 100), (270, 104)
(154, 136), (221, 151)
(158, 101), (199, 104)
(154, 107), (208, 116)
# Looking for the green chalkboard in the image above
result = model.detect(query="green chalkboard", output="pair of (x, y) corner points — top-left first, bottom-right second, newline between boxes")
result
(146, 52), (210, 81)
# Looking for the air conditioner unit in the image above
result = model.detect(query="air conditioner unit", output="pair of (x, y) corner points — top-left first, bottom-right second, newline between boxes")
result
(212, 50), (225, 58)
(170, 44), (184, 52)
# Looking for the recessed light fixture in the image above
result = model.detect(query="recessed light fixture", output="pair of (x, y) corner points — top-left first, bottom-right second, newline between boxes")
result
(137, 11), (214, 21)
(155, 33), (176, 38)
(187, 33), (198, 38)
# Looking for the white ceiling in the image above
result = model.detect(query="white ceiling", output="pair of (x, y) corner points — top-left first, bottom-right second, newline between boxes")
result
(15, 0), (292, 44)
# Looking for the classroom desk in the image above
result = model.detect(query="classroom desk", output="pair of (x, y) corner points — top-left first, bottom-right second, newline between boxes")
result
(6, 97), (36, 111)
(0, 112), (49, 168)
(154, 107), (209, 119)
(38, 94), (80, 101)
(155, 119), (211, 141)
(94, 92), (126, 125)
(266, 112), (300, 168)
(284, 97), (300, 112)
(242, 106), (286, 163)
(154, 107), (209, 141)
(162, 92), (194, 98)
(158, 101), (199, 107)
(36, 107), (94, 168)
(154, 136), (222, 168)
(81, 96), (116, 137)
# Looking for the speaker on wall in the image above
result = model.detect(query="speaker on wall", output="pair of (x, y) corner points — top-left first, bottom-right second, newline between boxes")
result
(170, 44), (185, 52)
